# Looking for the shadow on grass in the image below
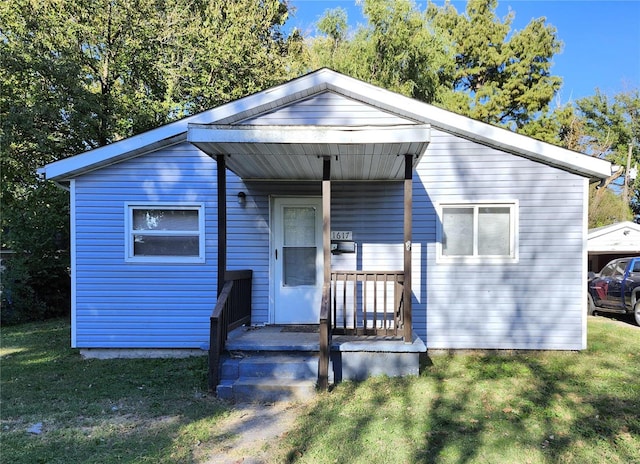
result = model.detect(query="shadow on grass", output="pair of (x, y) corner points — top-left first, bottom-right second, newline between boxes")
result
(1, 319), (230, 464)
(281, 322), (640, 463)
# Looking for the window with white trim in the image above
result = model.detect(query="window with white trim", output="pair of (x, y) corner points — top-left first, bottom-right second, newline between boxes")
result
(125, 204), (205, 263)
(437, 202), (518, 263)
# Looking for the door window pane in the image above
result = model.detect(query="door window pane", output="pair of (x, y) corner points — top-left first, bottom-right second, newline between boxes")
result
(283, 247), (316, 286)
(442, 207), (473, 256)
(478, 207), (510, 255)
(284, 207), (315, 246)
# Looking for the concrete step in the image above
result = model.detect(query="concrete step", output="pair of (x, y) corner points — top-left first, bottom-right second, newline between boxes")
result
(220, 353), (321, 380)
(221, 378), (318, 402)
(217, 352), (329, 402)
(238, 354), (319, 380)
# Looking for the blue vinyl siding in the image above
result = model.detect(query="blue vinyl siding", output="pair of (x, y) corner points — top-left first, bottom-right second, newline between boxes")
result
(70, 89), (589, 351)
(417, 129), (585, 350)
(73, 144), (217, 348)
(241, 91), (416, 126)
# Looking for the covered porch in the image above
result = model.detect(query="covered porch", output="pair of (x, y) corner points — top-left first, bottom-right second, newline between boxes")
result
(188, 123), (430, 394)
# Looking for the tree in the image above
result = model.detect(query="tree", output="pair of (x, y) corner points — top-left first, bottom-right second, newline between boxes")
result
(576, 89), (640, 215)
(160, 0), (303, 115)
(307, 0), (449, 102)
(1, 0), (302, 323)
(589, 184), (633, 228)
(521, 90), (640, 227)
(307, 0), (563, 131)
(426, 0), (563, 130)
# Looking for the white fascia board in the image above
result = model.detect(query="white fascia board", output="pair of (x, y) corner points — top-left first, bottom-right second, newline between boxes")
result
(321, 72), (612, 180)
(39, 72), (335, 181)
(39, 68), (611, 181)
(588, 221), (640, 239)
(40, 134), (185, 181)
(187, 124), (430, 145)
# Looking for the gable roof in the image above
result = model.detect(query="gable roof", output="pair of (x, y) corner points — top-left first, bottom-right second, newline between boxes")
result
(588, 221), (640, 254)
(39, 68), (611, 182)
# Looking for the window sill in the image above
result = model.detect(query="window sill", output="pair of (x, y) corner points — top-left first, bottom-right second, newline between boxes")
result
(125, 256), (205, 264)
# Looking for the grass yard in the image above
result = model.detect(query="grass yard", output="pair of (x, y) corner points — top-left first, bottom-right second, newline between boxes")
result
(275, 317), (640, 464)
(0, 319), (229, 463)
(1, 317), (639, 463)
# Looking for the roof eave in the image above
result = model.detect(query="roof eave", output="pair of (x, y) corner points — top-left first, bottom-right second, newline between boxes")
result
(40, 69), (612, 181)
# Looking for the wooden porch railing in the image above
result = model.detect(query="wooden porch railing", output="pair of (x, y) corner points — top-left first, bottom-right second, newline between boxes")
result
(208, 269), (252, 393)
(330, 270), (404, 336)
(318, 270), (405, 390)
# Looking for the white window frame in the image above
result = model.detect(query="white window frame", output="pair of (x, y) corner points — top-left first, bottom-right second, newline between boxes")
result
(436, 200), (519, 264)
(124, 203), (205, 263)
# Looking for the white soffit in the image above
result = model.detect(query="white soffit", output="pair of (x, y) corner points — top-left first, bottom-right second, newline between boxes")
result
(187, 124), (431, 180)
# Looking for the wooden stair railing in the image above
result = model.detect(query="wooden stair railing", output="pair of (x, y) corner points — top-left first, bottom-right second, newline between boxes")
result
(208, 270), (252, 394)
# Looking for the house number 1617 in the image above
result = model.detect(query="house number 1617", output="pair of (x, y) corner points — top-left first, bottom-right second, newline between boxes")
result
(331, 231), (352, 241)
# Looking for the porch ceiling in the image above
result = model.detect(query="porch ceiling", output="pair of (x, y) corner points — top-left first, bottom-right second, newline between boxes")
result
(187, 124), (430, 180)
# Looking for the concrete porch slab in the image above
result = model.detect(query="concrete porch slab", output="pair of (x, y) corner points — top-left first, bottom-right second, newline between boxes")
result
(224, 325), (427, 354)
(226, 326), (320, 352)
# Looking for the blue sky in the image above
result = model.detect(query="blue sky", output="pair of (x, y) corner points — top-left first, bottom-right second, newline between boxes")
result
(287, 0), (640, 103)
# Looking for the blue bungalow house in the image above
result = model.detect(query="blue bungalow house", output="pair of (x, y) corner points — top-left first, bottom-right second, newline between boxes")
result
(40, 69), (610, 398)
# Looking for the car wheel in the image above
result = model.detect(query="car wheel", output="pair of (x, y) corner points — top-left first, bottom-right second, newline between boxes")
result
(634, 301), (640, 326)
(587, 294), (596, 316)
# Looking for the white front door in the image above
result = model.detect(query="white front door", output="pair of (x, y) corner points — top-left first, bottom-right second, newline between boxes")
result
(272, 197), (323, 324)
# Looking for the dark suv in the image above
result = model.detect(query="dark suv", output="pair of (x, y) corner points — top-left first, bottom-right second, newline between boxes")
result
(588, 257), (640, 326)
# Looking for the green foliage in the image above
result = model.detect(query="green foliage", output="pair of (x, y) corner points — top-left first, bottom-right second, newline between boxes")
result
(577, 90), (640, 160)
(524, 91), (639, 226)
(1, 184), (70, 325)
(308, 0), (448, 102)
(589, 184), (633, 228)
(161, 0), (303, 115)
(577, 90), (640, 216)
(427, 0), (563, 129)
(308, 0), (562, 130)
(0, 0), (301, 322)
(517, 104), (579, 146)
(316, 7), (348, 44)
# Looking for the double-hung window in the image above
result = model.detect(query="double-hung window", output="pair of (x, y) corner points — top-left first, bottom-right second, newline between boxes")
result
(437, 201), (518, 263)
(125, 204), (205, 263)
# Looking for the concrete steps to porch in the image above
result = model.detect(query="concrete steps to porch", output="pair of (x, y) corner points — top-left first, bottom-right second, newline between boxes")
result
(216, 352), (326, 402)
(215, 325), (427, 402)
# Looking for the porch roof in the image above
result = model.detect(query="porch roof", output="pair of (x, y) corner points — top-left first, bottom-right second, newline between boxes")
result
(187, 124), (430, 180)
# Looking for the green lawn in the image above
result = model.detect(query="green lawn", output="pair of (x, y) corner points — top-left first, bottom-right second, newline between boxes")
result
(2, 317), (639, 463)
(276, 317), (640, 464)
(0, 319), (228, 463)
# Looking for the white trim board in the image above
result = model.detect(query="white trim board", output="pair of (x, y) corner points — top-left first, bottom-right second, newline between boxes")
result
(40, 69), (611, 182)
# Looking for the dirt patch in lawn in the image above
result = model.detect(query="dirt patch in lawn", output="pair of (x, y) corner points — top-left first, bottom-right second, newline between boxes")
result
(199, 400), (309, 464)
